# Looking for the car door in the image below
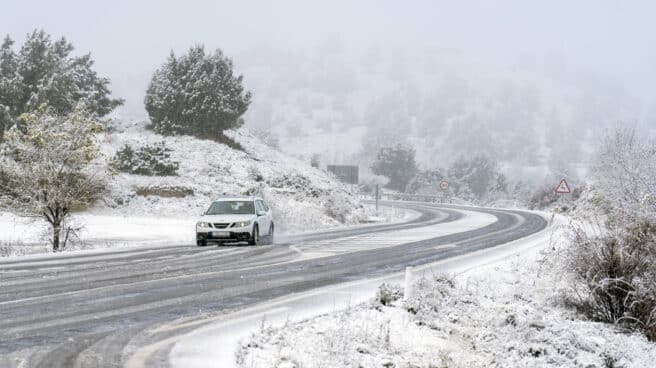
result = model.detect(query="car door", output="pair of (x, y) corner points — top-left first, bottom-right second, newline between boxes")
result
(262, 200), (273, 229)
(255, 200), (271, 234)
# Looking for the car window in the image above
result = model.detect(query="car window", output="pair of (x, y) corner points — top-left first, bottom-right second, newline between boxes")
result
(262, 201), (270, 212)
(206, 201), (255, 215)
(255, 200), (264, 213)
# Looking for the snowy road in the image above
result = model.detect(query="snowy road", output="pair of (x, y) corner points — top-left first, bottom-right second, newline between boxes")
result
(0, 202), (547, 367)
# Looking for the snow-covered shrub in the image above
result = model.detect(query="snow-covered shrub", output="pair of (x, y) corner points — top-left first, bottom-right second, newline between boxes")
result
(447, 154), (505, 202)
(528, 186), (560, 210)
(144, 45), (251, 142)
(374, 283), (403, 306)
(591, 127), (656, 226)
(134, 185), (194, 198)
(247, 166), (264, 182)
(404, 274), (456, 315)
(567, 219), (656, 341)
(405, 169), (444, 195)
(323, 192), (353, 223)
(110, 142), (179, 176)
(268, 173), (325, 198)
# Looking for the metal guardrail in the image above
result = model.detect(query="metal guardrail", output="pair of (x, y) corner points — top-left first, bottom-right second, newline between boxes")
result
(374, 192), (454, 204)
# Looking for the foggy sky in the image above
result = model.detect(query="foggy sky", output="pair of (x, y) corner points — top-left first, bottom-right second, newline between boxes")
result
(3, 0), (656, 116)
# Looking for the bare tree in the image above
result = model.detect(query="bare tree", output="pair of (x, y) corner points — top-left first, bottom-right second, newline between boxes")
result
(592, 126), (656, 227)
(0, 106), (105, 251)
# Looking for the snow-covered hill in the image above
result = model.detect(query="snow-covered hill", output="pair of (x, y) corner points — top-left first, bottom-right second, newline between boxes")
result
(0, 122), (402, 256)
(98, 121), (378, 232)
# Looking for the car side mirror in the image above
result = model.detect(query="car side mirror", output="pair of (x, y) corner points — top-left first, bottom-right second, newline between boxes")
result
(257, 211), (266, 216)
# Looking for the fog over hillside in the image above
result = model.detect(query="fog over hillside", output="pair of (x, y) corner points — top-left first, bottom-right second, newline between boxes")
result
(236, 45), (648, 185)
(4, 0), (655, 186)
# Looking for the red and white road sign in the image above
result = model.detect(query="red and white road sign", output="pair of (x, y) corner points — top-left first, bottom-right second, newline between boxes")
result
(439, 180), (449, 191)
(555, 179), (571, 194)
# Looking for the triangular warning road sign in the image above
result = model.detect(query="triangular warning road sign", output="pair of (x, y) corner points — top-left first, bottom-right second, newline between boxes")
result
(555, 179), (571, 194)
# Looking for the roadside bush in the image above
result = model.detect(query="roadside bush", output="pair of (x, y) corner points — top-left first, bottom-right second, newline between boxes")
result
(374, 283), (403, 306)
(567, 219), (656, 341)
(247, 166), (264, 182)
(405, 169), (444, 195)
(135, 185), (193, 198)
(268, 174), (324, 198)
(528, 186), (559, 210)
(111, 142), (179, 176)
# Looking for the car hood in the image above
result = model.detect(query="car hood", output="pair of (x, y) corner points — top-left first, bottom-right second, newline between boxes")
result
(199, 214), (256, 223)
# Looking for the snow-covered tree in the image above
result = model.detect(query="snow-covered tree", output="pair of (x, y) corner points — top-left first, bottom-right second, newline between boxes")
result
(565, 128), (656, 341)
(0, 106), (105, 251)
(0, 30), (123, 137)
(371, 144), (418, 192)
(144, 45), (252, 139)
(591, 127), (656, 226)
(447, 154), (500, 201)
(406, 169), (444, 195)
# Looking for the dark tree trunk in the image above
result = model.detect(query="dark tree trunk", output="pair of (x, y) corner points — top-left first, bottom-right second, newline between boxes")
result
(45, 205), (69, 252)
(52, 220), (61, 251)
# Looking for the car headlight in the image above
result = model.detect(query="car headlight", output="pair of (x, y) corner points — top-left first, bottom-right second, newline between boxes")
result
(236, 220), (251, 228)
(196, 221), (210, 228)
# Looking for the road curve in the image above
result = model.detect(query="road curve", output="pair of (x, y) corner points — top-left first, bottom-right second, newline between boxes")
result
(0, 202), (547, 368)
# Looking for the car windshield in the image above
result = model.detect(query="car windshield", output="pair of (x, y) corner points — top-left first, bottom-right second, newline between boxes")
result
(206, 201), (255, 215)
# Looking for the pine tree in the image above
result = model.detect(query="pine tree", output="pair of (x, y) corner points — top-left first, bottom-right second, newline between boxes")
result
(0, 36), (18, 135)
(371, 144), (418, 192)
(144, 45), (252, 139)
(0, 30), (123, 138)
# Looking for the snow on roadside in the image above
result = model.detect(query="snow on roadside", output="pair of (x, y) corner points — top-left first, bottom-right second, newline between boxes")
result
(236, 220), (656, 368)
(0, 205), (411, 258)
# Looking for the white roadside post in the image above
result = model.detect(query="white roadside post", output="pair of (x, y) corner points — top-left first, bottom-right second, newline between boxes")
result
(375, 184), (379, 215)
(404, 266), (414, 300)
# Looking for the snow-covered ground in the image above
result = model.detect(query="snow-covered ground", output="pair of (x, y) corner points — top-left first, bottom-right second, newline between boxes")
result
(0, 121), (407, 257)
(0, 205), (412, 258)
(232, 215), (656, 368)
(98, 121), (386, 229)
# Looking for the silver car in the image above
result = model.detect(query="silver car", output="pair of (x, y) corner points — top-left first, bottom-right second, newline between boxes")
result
(195, 196), (274, 246)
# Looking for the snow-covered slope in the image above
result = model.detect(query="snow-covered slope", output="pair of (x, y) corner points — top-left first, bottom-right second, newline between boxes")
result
(0, 121), (402, 256)
(98, 121), (378, 233)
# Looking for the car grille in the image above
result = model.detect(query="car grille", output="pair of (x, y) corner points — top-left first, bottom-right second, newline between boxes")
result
(213, 223), (230, 229)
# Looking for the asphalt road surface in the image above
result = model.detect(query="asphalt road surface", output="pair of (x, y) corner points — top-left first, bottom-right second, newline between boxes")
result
(0, 202), (547, 368)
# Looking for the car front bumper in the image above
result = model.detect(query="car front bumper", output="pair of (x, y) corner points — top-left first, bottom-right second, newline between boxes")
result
(196, 229), (251, 243)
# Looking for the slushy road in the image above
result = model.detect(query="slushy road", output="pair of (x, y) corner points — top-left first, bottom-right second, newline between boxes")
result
(0, 202), (547, 367)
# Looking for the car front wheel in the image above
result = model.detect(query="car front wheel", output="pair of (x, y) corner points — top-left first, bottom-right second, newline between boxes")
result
(249, 225), (260, 246)
(267, 224), (275, 245)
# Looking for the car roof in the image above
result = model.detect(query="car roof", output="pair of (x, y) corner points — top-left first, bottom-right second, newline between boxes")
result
(213, 195), (263, 202)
